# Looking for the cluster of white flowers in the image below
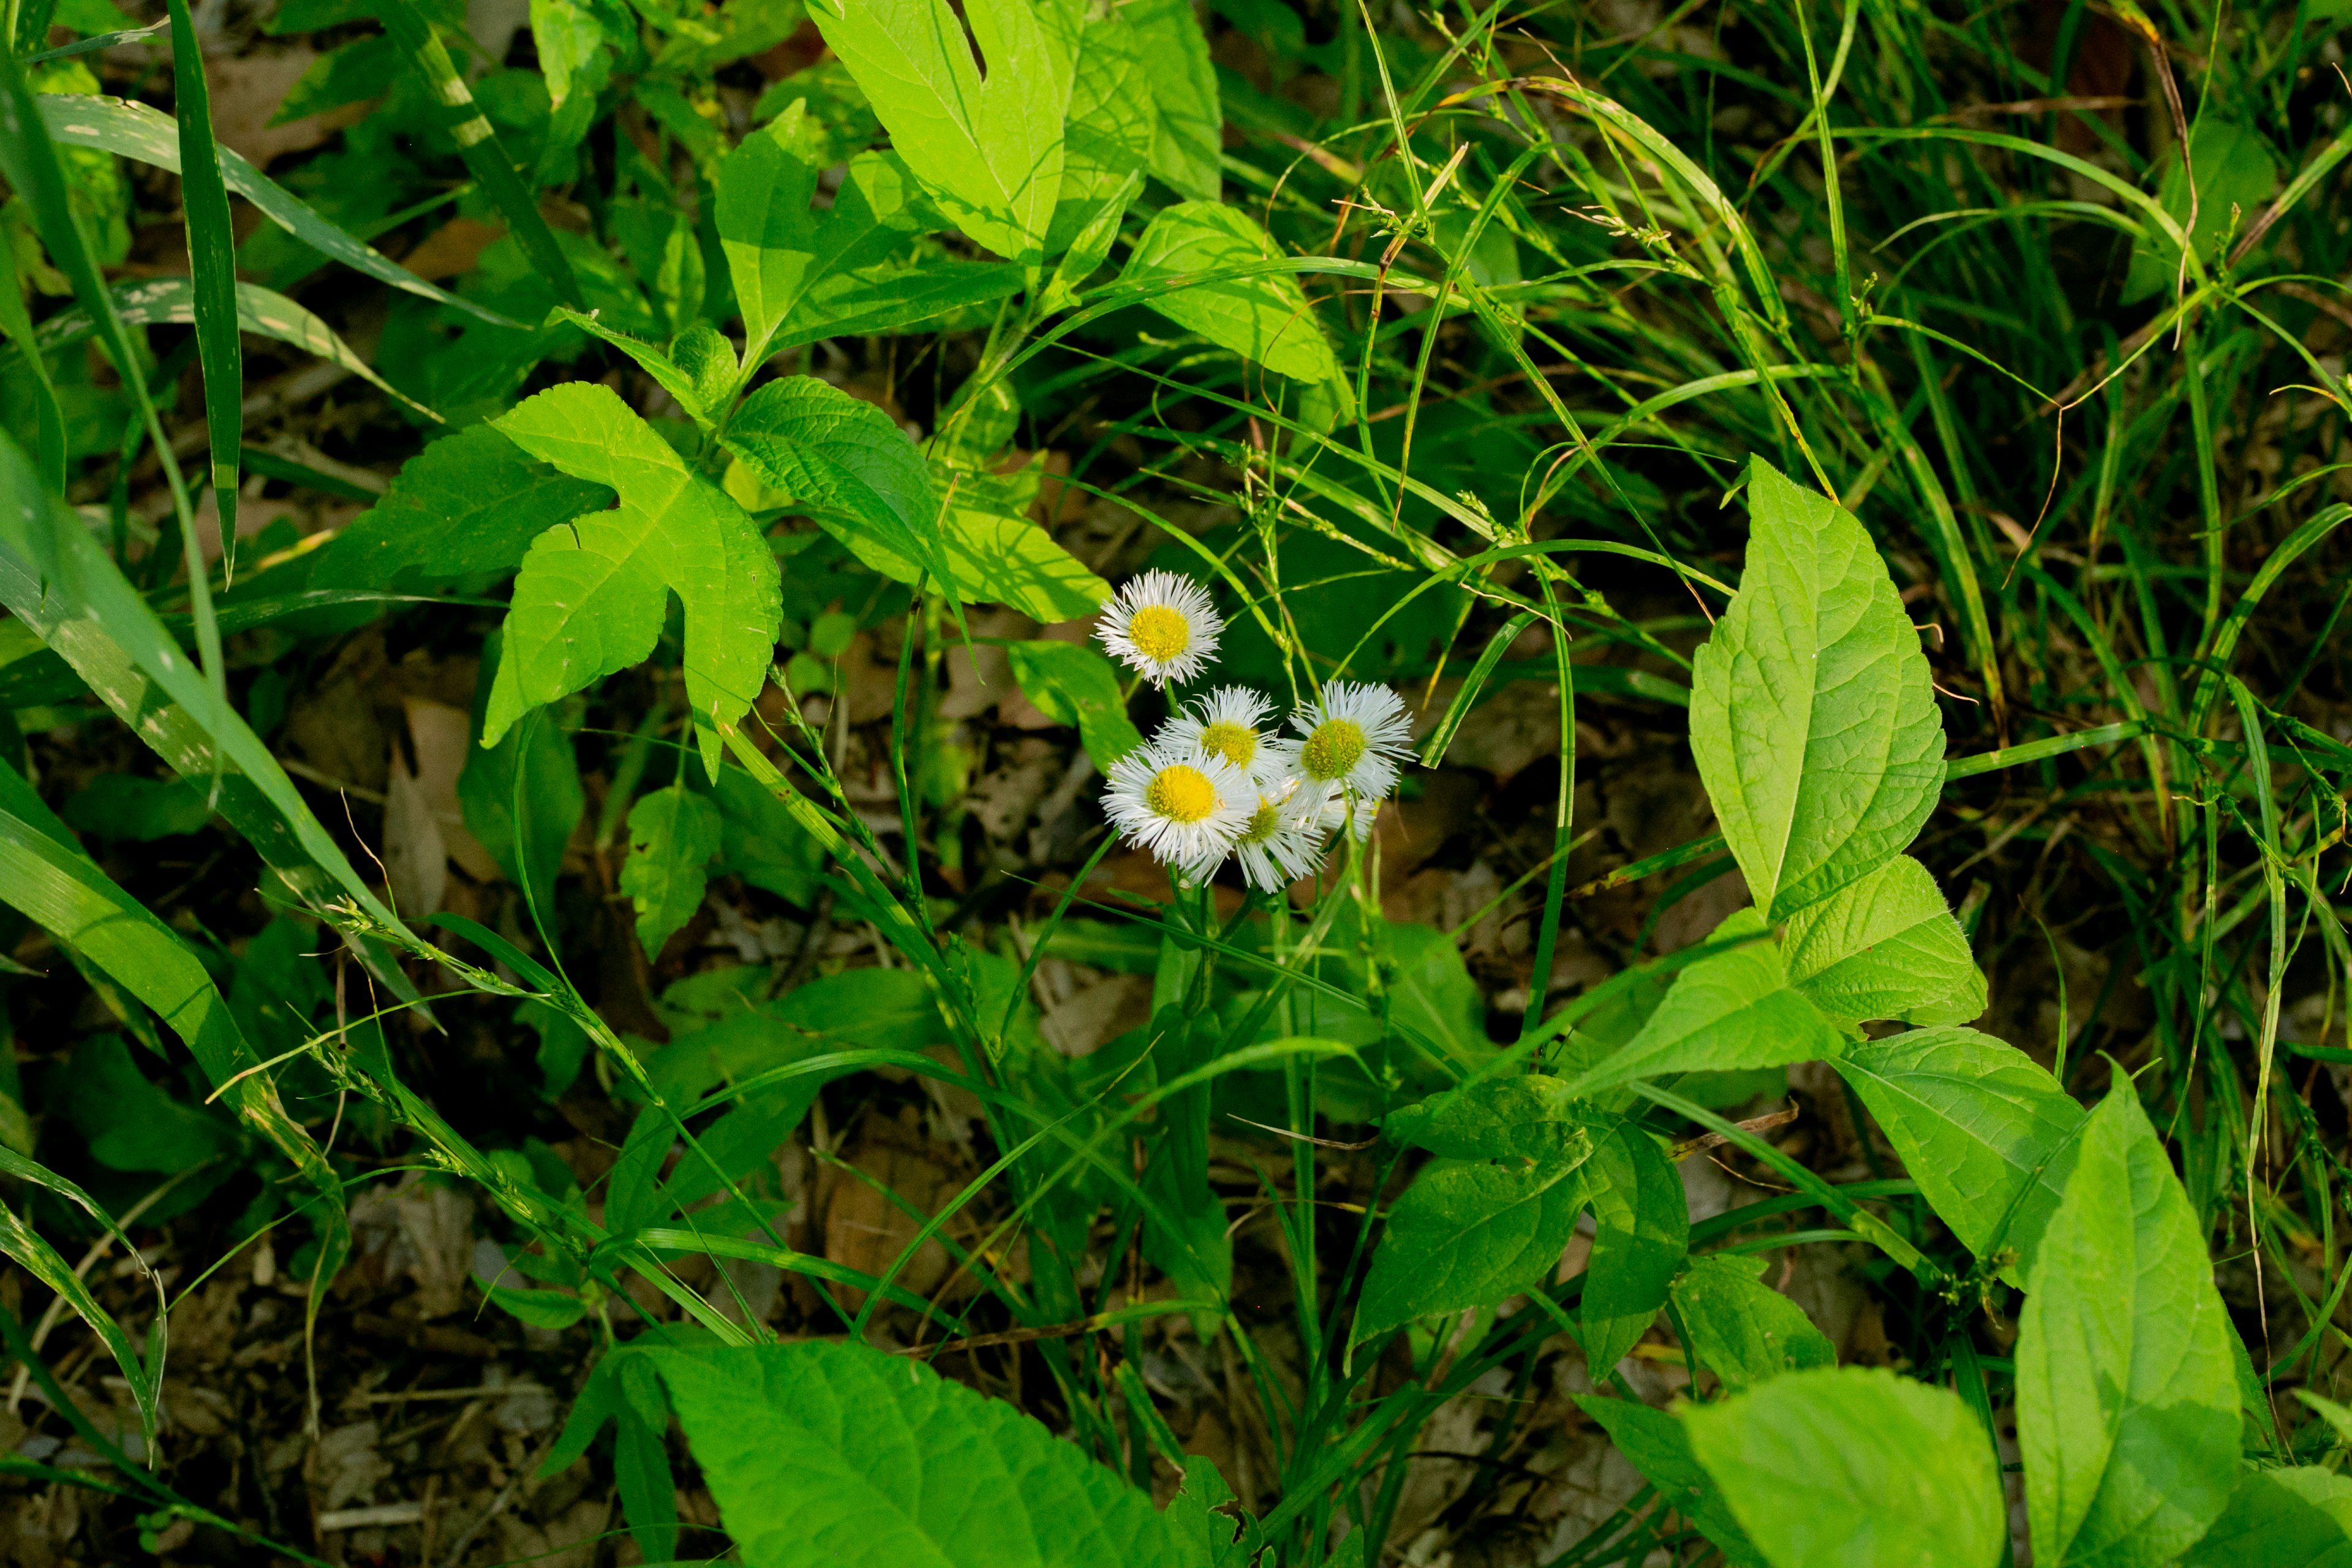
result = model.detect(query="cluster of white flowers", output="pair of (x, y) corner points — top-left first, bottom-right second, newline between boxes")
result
(1093, 571), (1414, 891)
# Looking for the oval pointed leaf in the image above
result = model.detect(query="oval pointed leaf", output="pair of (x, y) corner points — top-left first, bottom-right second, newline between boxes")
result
(1671, 1253), (1835, 1393)
(1691, 458), (1944, 921)
(1579, 1117), (1689, 1376)
(1354, 1153), (1592, 1351)
(1784, 854), (1985, 1025)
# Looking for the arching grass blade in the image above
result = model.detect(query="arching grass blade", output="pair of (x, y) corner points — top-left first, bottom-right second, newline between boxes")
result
(165, 0), (243, 579)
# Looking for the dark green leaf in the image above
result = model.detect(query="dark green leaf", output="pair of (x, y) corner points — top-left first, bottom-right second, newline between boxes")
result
(1580, 1117), (1688, 1376)
(1670, 1253), (1835, 1393)
(1006, 639), (1142, 769)
(1354, 1150), (1593, 1351)
(621, 786), (723, 959)
(1574, 1396), (1765, 1567)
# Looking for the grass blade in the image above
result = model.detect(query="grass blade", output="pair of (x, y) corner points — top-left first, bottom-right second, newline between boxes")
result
(165, 0), (244, 579)
(0, 225), (64, 490)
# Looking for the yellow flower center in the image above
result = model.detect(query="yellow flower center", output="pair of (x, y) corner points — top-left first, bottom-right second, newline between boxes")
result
(1126, 605), (1191, 664)
(1238, 801), (1281, 844)
(1197, 720), (1256, 768)
(1300, 718), (1366, 782)
(1145, 764), (1218, 824)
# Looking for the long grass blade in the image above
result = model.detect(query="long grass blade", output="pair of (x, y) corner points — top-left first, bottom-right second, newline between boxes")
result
(164, 0), (243, 580)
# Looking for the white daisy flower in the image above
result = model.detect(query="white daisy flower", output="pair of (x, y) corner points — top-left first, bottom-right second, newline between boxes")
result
(1233, 778), (1333, 892)
(1164, 685), (1282, 785)
(1280, 680), (1414, 802)
(1101, 734), (1253, 876)
(1095, 570), (1223, 688)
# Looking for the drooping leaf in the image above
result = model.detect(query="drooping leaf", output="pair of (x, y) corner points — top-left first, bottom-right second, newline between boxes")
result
(1564, 910), (1847, 1096)
(1782, 854), (1985, 1025)
(538, 1344), (681, 1561)
(0, 1144), (165, 1453)
(1006, 639), (1142, 770)
(2016, 1081), (2238, 1567)
(1122, 202), (1341, 383)
(621, 786), (723, 959)
(2180, 1466), (2352, 1567)
(1125, 0), (1219, 202)
(1354, 1150), (1593, 1351)
(635, 1340), (1189, 1566)
(1689, 458), (1944, 921)
(805, 0), (1074, 264)
(1670, 1253), (1836, 1393)
(1574, 1396), (1766, 1567)
(1834, 1027), (2084, 1284)
(1579, 1117), (1689, 1376)
(1684, 1366), (2005, 1568)
(482, 383), (783, 778)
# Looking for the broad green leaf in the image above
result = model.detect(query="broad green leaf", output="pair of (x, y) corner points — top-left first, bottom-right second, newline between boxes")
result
(1045, 9), (1154, 252)
(483, 383), (782, 778)
(717, 117), (927, 358)
(621, 786), (723, 959)
(1690, 458), (1944, 921)
(1006, 639), (1142, 770)
(1834, 1027), (2084, 1283)
(280, 422), (612, 595)
(1384, 1075), (1589, 1163)
(1166, 1456), (1265, 1567)
(484, 1281), (589, 1329)
(1579, 1117), (1689, 1376)
(458, 644), (585, 932)
(1354, 1150), (1593, 1351)
(1783, 854), (1985, 1025)
(2182, 1467), (2352, 1566)
(1123, 202), (1341, 383)
(777, 252), (1025, 347)
(1574, 1396), (1765, 1567)
(826, 502), (1112, 622)
(1670, 1253), (1835, 1392)
(806, 0), (1074, 264)
(637, 1340), (1189, 1566)
(1684, 1366), (2005, 1568)
(722, 374), (956, 598)
(2017, 1082), (2237, 1567)
(56, 1034), (238, 1170)
(1564, 910), (1846, 1096)
(1126, 0), (1219, 201)
(271, 30), (398, 123)
(538, 1344), (680, 1561)
(2122, 120), (2278, 304)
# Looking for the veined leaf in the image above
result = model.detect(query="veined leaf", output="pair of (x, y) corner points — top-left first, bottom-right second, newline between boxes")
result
(774, 252), (1025, 349)
(1574, 1396), (1765, 1567)
(482, 383), (783, 778)
(1384, 1074), (1589, 1163)
(621, 785), (722, 959)
(1563, 910), (1846, 1096)
(807, 0), (1074, 264)
(1690, 458), (1943, 921)
(1045, 8), (1153, 252)
(1006, 639), (1143, 771)
(1834, 1027), (2083, 1284)
(1353, 1150), (1593, 1351)
(1126, 0), (1219, 202)
(1783, 854), (1985, 1025)
(1671, 1253), (1835, 1392)
(1579, 1117), (1688, 1376)
(2182, 1467), (2352, 1566)
(2016, 1082), (2237, 1567)
(1122, 202), (1341, 383)
(635, 1340), (1189, 1566)
(1684, 1366), (2006, 1568)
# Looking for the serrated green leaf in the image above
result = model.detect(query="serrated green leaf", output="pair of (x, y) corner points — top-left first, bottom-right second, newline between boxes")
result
(1354, 1150), (1593, 1351)
(621, 786), (723, 959)
(638, 1340), (1189, 1566)
(1574, 1396), (1765, 1567)
(1834, 1027), (2083, 1284)
(1690, 458), (1944, 921)
(2182, 1466), (2352, 1567)
(1684, 1366), (2005, 1568)
(1784, 854), (1985, 1025)
(1126, 0), (1219, 202)
(807, 0), (1073, 264)
(1123, 201), (1340, 382)
(1384, 1075), (1588, 1163)
(1006, 639), (1142, 770)
(1563, 910), (1846, 1096)
(1579, 1117), (1688, 1376)
(483, 383), (782, 778)
(2017, 1081), (2237, 1567)
(1670, 1253), (1835, 1392)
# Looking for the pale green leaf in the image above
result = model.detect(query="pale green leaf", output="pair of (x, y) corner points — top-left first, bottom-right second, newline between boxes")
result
(1784, 854), (1984, 1025)
(1354, 1151), (1593, 1351)
(620, 786), (723, 959)
(1671, 1253), (1835, 1392)
(805, 0), (1074, 263)
(483, 383), (782, 778)
(1563, 910), (1847, 1096)
(2182, 1466), (2352, 1567)
(2017, 1082), (2238, 1567)
(1580, 1117), (1688, 1376)
(1006, 639), (1143, 770)
(1126, 0), (1219, 201)
(718, 116), (926, 357)
(529, 0), (608, 108)
(637, 1340), (1189, 1566)
(1123, 201), (1340, 382)
(828, 503), (1111, 622)
(654, 0), (806, 72)
(1045, 9), (1154, 252)
(1834, 1027), (2083, 1284)
(1574, 1396), (1766, 1567)
(1690, 458), (1944, 921)
(1684, 1366), (2005, 1568)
